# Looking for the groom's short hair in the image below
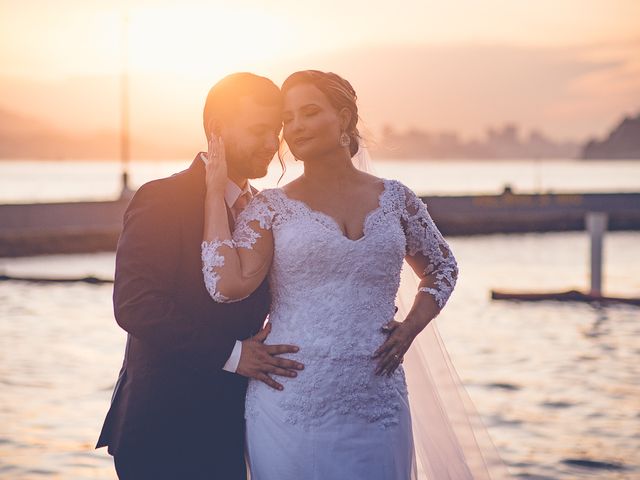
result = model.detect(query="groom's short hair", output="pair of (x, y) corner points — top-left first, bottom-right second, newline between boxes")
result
(203, 72), (282, 141)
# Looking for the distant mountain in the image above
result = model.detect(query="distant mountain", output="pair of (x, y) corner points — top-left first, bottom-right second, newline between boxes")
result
(371, 123), (580, 159)
(0, 107), (117, 159)
(581, 113), (640, 159)
(0, 107), (187, 160)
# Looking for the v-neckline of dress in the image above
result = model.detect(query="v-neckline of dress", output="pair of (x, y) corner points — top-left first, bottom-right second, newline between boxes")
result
(275, 179), (391, 243)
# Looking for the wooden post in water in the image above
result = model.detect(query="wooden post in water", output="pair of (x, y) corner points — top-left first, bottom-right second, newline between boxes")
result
(586, 212), (607, 297)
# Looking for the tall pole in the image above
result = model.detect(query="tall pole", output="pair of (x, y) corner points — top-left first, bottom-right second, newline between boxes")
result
(120, 10), (131, 197)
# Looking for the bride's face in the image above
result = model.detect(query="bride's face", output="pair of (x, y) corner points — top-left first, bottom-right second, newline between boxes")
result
(282, 83), (344, 160)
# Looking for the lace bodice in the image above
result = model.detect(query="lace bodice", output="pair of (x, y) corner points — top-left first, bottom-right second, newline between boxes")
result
(201, 179), (458, 428)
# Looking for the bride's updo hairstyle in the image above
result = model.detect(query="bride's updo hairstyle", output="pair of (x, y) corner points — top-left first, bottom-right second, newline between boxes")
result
(281, 70), (361, 158)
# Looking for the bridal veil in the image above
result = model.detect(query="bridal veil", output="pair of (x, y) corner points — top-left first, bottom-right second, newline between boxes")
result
(355, 146), (510, 479)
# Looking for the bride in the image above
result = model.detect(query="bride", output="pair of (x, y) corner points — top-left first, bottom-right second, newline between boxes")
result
(201, 70), (495, 479)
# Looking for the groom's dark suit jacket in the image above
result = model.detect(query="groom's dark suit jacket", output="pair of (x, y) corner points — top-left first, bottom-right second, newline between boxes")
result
(96, 155), (269, 478)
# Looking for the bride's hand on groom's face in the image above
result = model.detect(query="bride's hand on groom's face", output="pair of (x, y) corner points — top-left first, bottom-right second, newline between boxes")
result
(236, 322), (304, 391)
(205, 132), (228, 194)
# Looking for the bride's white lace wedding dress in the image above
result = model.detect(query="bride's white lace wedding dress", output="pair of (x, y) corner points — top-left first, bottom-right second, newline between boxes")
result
(201, 179), (458, 479)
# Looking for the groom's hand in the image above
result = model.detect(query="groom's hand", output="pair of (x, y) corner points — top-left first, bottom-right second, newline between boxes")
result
(236, 322), (303, 391)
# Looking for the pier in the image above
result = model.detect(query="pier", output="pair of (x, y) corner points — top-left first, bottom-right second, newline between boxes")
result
(0, 198), (129, 257)
(424, 189), (640, 235)
(0, 188), (639, 257)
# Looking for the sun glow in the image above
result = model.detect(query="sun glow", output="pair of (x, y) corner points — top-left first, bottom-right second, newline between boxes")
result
(108, 5), (297, 77)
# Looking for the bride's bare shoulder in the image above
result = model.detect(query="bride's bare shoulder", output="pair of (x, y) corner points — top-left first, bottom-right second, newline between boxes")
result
(281, 176), (305, 196)
(354, 171), (387, 191)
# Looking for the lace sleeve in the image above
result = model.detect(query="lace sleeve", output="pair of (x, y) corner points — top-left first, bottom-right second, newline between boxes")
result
(201, 192), (275, 303)
(400, 184), (458, 309)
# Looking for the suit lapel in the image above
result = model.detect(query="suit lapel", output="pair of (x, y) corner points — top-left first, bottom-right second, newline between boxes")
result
(226, 205), (236, 230)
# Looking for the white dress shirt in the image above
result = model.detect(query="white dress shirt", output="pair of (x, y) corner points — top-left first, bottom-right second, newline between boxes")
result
(200, 152), (252, 373)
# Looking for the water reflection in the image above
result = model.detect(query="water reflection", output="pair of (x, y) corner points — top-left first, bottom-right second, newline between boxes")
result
(0, 232), (639, 479)
(583, 307), (610, 338)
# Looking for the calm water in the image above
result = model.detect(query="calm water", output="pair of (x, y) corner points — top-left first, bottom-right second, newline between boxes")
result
(1, 159), (639, 479)
(0, 158), (639, 202)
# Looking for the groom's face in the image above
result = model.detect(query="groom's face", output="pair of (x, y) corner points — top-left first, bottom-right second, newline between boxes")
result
(222, 96), (282, 180)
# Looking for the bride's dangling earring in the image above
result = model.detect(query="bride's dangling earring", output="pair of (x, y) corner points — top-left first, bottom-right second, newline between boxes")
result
(339, 132), (351, 147)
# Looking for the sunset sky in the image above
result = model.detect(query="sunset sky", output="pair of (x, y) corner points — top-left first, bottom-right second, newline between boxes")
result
(1, 0), (639, 156)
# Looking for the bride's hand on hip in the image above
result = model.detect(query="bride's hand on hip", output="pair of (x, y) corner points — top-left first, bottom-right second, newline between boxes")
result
(205, 132), (228, 194)
(373, 320), (418, 376)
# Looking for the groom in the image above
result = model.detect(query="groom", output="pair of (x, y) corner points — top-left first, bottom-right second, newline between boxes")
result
(96, 73), (302, 479)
